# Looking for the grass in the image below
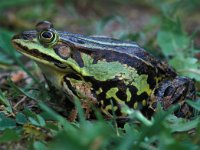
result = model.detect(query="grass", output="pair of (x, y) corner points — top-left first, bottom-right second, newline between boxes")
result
(0, 0), (200, 149)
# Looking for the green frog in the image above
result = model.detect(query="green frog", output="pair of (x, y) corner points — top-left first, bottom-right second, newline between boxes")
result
(12, 21), (196, 119)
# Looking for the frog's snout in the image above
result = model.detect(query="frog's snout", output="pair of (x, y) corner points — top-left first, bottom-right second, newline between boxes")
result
(12, 30), (37, 42)
(170, 76), (196, 100)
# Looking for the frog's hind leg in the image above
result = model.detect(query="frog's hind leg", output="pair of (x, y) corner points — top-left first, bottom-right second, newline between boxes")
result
(149, 77), (196, 118)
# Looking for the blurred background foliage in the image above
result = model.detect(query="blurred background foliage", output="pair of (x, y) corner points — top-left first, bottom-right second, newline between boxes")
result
(0, 0), (200, 149)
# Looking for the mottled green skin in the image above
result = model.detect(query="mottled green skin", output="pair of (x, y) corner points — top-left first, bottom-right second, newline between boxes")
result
(12, 21), (195, 118)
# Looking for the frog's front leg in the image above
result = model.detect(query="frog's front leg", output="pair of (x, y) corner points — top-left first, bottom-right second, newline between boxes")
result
(149, 77), (196, 118)
(62, 75), (98, 120)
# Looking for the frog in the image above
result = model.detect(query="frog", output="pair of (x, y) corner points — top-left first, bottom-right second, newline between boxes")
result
(12, 21), (196, 119)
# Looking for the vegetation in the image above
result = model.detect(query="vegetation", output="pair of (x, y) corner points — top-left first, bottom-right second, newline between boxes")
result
(0, 0), (200, 149)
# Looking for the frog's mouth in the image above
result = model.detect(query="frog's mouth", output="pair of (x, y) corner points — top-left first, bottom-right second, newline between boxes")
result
(12, 35), (67, 69)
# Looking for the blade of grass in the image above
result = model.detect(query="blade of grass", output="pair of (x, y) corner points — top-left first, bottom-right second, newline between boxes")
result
(74, 98), (86, 126)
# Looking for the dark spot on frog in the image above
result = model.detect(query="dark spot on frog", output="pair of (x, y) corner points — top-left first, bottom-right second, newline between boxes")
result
(71, 49), (84, 67)
(116, 90), (127, 101)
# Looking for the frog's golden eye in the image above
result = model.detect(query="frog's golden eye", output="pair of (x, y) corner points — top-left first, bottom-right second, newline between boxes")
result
(38, 30), (58, 47)
(41, 31), (53, 40)
(39, 30), (54, 42)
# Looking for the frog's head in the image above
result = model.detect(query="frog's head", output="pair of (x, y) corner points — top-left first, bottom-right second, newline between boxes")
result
(12, 21), (82, 72)
(151, 76), (196, 118)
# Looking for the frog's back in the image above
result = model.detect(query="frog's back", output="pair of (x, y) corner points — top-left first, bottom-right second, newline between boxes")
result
(59, 32), (176, 78)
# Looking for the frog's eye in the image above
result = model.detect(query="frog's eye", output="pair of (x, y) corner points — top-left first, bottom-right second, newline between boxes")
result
(41, 31), (54, 41)
(38, 30), (58, 47)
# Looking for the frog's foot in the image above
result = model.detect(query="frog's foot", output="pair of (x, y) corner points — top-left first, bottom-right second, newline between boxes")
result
(150, 76), (196, 118)
(68, 108), (78, 122)
(67, 101), (95, 121)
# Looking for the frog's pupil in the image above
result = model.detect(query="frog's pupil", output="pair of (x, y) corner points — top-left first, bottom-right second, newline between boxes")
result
(42, 31), (52, 39)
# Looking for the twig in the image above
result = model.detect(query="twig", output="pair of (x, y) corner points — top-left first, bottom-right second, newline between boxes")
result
(13, 96), (27, 110)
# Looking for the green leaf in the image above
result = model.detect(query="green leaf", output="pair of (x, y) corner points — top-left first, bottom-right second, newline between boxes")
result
(36, 115), (46, 127)
(0, 90), (11, 107)
(28, 114), (45, 127)
(0, 51), (13, 66)
(166, 115), (199, 132)
(0, 29), (21, 68)
(0, 129), (20, 143)
(33, 141), (47, 150)
(0, 113), (16, 130)
(186, 100), (200, 111)
(0, 90), (13, 117)
(0, 29), (16, 56)
(157, 31), (190, 57)
(28, 117), (39, 126)
(16, 112), (28, 124)
(169, 56), (200, 81)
